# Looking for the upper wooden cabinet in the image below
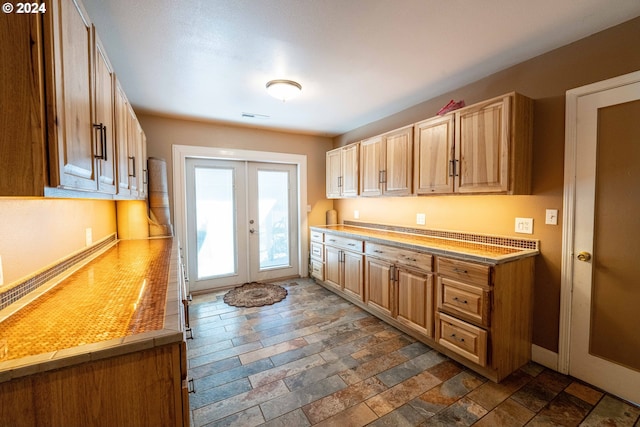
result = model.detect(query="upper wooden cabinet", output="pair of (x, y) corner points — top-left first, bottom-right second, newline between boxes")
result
(414, 115), (455, 194)
(127, 103), (146, 197)
(115, 80), (132, 197)
(326, 143), (358, 199)
(414, 92), (533, 195)
(46, 0), (101, 192)
(0, 0), (146, 199)
(454, 93), (533, 194)
(0, 13), (47, 196)
(93, 32), (117, 195)
(327, 92), (533, 199)
(360, 126), (413, 197)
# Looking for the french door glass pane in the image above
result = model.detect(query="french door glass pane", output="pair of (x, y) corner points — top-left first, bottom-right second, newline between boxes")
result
(195, 167), (235, 279)
(258, 170), (290, 269)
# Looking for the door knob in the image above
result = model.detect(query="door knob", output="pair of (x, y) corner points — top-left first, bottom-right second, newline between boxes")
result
(249, 228), (256, 234)
(577, 251), (592, 262)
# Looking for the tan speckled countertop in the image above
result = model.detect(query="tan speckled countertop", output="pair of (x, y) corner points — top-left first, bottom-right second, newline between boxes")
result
(0, 238), (184, 383)
(311, 224), (539, 264)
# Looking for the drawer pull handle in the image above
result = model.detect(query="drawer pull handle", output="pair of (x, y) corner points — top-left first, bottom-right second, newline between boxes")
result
(374, 250), (383, 253)
(453, 297), (468, 304)
(453, 268), (468, 274)
(329, 239), (336, 242)
(348, 243), (356, 247)
(406, 257), (417, 262)
(450, 333), (465, 343)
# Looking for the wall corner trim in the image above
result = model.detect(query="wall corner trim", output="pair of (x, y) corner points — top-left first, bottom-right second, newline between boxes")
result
(532, 344), (559, 371)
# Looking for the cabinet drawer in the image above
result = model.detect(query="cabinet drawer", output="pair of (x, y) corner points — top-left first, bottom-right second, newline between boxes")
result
(365, 242), (433, 271)
(310, 242), (324, 261)
(325, 235), (363, 252)
(311, 230), (324, 242)
(436, 312), (487, 367)
(310, 259), (324, 281)
(437, 277), (491, 327)
(437, 257), (490, 288)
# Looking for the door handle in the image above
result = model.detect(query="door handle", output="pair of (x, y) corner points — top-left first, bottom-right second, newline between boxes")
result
(249, 228), (256, 234)
(577, 251), (592, 262)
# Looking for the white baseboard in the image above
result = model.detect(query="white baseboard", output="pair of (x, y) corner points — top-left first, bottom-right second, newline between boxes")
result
(532, 344), (559, 371)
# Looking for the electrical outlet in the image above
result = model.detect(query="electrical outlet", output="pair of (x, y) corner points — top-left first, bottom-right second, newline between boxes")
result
(545, 209), (558, 225)
(416, 213), (426, 225)
(0, 255), (3, 286)
(515, 217), (534, 234)
(354, 210), (360, 219)
(85, 228), (92, 246)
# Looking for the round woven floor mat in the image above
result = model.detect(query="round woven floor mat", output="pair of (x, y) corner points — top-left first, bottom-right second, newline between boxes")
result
(223, 282), (288, 307)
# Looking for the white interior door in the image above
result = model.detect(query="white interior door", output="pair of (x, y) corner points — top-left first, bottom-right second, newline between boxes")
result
(247, 162), (299, 282)
(566, 71), (640, 405)
(185, 158), (299, 292)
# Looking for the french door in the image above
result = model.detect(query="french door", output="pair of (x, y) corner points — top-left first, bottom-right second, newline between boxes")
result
(185, 158), (299, 292)
(563, 70), (640, 404)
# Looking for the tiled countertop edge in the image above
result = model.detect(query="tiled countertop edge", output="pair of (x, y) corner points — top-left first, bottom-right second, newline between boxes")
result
(311, 223), (540, 265)
(0, 238), (184, 384)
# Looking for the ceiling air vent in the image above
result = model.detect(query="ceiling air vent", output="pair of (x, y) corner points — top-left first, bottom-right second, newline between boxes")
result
(241, 112), (270, 119)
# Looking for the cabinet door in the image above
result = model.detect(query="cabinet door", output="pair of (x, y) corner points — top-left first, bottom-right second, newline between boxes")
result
(93, 32), (116, 194)
(324, 246), (342, 291)
(414, 115), (454, 194)
(115, 80), (131, 196)
(127, 104), (146, 197)
(343, 251), (363, 300)
(382, 126), (413, 196)
(139, 130), (148, 197)
(455, 95), (510, 193)
(365, 257), (393, 316)
(326, 148), (342, 198)
(341, 144), (359, 197)
(359, 135), (382, 197)
(47, 0), (97, 191)
(0, 13), (46, 196)
(397, 268), (434, 338)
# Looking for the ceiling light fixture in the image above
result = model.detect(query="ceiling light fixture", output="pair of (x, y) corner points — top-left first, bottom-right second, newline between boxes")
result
(266, 79), (302, 102)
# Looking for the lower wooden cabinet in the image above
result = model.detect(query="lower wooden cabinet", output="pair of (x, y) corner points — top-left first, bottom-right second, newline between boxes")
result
(313, 229), (535, 383)
(0, 341), (190, 427)
(324, 239), (364, 300)
(365, 257), (434, 338)
(397, 267), (434, 338)
(436, 311), (488, 366)
(364, 257), (394, 316)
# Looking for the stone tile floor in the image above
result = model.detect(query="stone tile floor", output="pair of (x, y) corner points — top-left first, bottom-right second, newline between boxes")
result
(187, 278), (640, 426)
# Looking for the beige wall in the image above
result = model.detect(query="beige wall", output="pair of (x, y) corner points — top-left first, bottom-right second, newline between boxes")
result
(136, 114), (335, 228)
(0, 199), (116, 285)
(333, 17), (640, 352)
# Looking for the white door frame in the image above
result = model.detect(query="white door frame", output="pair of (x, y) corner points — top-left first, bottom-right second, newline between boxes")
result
(173, 144), (309, 290)
(558, 70), (640, 374)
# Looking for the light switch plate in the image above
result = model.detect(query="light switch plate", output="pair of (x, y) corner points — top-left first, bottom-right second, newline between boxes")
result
(354, 210), (360, 219)
(416, 213), (426, 225)
(515, 217), (534, 234)
(545, 209), (558, 225)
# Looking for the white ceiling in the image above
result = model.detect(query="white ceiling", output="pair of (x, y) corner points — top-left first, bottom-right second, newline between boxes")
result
(83, 0), (640, 137)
